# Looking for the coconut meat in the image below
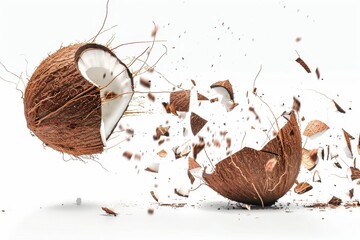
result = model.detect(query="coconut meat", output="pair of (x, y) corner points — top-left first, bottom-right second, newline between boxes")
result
(77, 48), (133, 146)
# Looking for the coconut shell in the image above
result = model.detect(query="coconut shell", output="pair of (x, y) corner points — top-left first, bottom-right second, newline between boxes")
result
(190, 112), (207, 136)
(203, 112), (301, 207)
(24, 43), (133, 156)
(210, 80), (234, 100)
(170, 90), (190, 112)
(303, 120), (329, 137)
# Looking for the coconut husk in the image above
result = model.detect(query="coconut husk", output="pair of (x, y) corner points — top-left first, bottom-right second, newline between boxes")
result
(197, 92), (209, 101)
(203, 112), (301, 207)
(24, 43), (133, 156)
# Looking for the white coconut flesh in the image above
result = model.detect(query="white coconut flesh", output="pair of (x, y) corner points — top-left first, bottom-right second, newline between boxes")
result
(77, 48), (133, 146)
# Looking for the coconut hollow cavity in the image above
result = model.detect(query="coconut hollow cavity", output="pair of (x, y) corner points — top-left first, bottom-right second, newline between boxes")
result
(203, 112), (302, 207)
(24, 43), (134, 156)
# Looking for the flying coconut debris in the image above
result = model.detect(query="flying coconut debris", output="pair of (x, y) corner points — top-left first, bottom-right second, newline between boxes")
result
(294, 182), (313, 194)
(301, 148), (319, 171)
(303, 120), (329, 137)
(24, 43), (133, 156)
(203, 112), (302, 207)
(170, 90), (190, 112)
(190, 112), (207, 136)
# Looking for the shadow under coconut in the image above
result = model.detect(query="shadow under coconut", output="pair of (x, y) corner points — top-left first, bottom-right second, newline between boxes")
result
(198, 200), (280, 212)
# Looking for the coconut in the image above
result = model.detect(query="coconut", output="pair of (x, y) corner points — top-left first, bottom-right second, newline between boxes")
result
(203, 112), (302, 207)
(24, 43), (134, 156)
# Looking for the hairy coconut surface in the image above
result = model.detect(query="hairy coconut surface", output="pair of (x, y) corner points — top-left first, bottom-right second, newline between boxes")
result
(203, 112), (302, 207)
(24, 43), (133, 156)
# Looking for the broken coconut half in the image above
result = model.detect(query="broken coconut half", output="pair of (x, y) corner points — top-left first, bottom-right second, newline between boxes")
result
(203, 112), (302, 207)
(24, 43), (134, 156)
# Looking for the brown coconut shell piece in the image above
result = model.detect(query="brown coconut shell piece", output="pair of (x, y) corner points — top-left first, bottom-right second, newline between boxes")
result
(294, 182), (313, 194)
(190, 112), (207, 136)
(302, 148), (318, 171)
(303, 120), (329, 137)
(203, 112), (302, 207)
(170, 90), (190, 112)
(358, 135), (360, 155)
(197, 92), (209, 101)
(342, 128), (354, 158)
(24, 43), (133, 156)
(350, 167), (360, 181)
(210, 80), (234, 100)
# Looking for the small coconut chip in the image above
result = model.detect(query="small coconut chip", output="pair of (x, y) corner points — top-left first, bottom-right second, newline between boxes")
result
(210, 80), (234, 100)
(139, 77), (151, 88)
(303, 120), (329, 137)
(101, 207), (117, 216)
(315, 68), (320, 79)
(312, 170), (321, 183)
(249, 107), (261, 122)
(210, 97), (219, 103)
(328, 196), (342, 206)
(349, 188), (354, 199)
(145, 162), (160, 173)
(190, 112), (207, 136)
(153, 125), (170, 140)
(162, 102), (178, 116)
(188, 170), (196, 184)
(203, 112), (301, 207)
(170, 90), (190, 112)
(295, 57), (311, 73)
(191, 79), (197, 86)
(350, 167), (360, 181)
(174, 188), (190, 198)
(147, 93), (156, 101)
(122, 151), (133, 160)
(150, 191), (159, 202)
(197, 92), (209, 101)
(173, 142), (191, 159)
(24, 43), (134, 156)
(294, 182), (313, 194)
(147, 208), (154, 215)
(302, 148), (318, 170)
(292, 97), (301, 112)
(193, 142), (205, 159)
(343, 129), (354, 158)
(358, 135), (360, 155)
(157, 149), (168, 158)
(332, 99), (346, 113)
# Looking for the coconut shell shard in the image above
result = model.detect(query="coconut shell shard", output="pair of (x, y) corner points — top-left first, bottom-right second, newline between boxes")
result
(203, 112), (302, 207)
(210, 80), (234, 100)
(24, 43), (133, 156)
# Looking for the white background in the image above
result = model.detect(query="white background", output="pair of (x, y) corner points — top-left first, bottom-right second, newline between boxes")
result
(1, 0), (360, 239)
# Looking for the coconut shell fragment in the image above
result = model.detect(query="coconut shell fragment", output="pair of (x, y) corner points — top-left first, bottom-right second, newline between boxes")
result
(294, 182), (313, 194)
(303, 120), (329, 137)
(302, 148), (318, 170)
(332, 99), (346, 113)
(197, 92), (209, 101)
(170, 90), (190, 112)
(358, 135), (360, 155)
(210, 80), (234, 100)
(203, 112), (302, 207)
(190, 112), (207, 136)
(350, 167), (360, 181)
(295, 57), (311, 73)
(24, 43), (133, 156)
(343, 129), (354, 158)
